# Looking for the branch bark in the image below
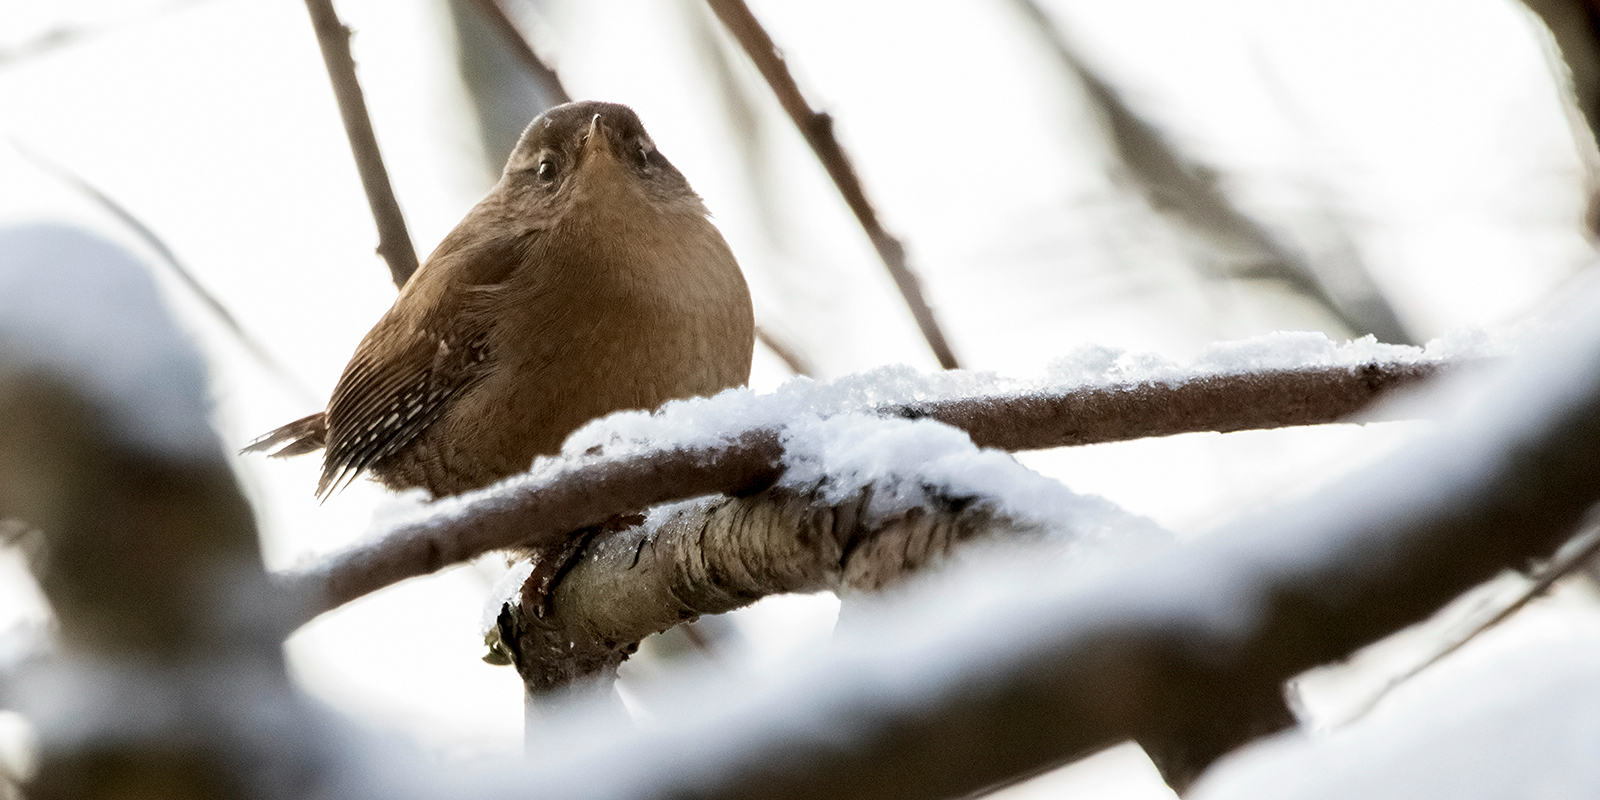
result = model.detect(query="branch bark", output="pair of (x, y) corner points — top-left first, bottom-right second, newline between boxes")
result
(705, 0), (962, 369)
(282, 357), (1450, 625)
(494, 487), (1034, 692)
(302, 0), (419, 288)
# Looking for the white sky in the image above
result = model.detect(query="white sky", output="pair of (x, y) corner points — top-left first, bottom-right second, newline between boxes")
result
(0, 0), (1595, 796)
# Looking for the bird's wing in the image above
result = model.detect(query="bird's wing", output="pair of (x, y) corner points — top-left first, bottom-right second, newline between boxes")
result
(316, 233), (526, 499)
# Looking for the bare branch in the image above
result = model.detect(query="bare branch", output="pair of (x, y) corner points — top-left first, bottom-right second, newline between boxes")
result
(705, 0), (962, 369)
(754, 325), (815, 376)
(12, 142), (317, 405)
(281, 357), (1450, 623)
(464, 0), (571, 105)
(1004, 0), (1415, 345)
(301, 0), (419, 288)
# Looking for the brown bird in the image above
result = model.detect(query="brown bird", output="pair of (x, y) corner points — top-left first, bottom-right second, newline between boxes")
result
(246, 101), (754, 498)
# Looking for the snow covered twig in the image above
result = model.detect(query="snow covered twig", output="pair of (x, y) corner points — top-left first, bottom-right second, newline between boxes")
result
(282, 352), (1454, 625)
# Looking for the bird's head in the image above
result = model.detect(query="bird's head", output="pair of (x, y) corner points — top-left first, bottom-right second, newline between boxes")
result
(502, 101), (697, 210)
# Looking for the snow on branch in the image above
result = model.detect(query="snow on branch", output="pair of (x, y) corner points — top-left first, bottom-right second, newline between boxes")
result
(281, 332), (1479, 625)
(445, 291), (1600, 800)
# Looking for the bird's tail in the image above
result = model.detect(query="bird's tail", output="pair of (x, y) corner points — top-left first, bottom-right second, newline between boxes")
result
(240, 412), (328, 458)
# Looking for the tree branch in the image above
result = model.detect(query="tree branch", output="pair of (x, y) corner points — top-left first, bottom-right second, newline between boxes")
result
(281, 357), (1450, 624)
(705, 0), (962, 369)
(494, 487), (1041, 693)
(464, 0), (571, 105)
(302, 0), (419, 288)
(488, 299), (1600, 800)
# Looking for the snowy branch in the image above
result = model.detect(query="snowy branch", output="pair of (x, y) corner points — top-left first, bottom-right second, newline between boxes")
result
(472, 293), (1600, 800)
(282, 355), (1452, 625)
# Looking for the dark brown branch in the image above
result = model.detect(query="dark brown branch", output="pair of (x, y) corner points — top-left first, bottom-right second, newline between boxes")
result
(465, 0), (571, 105)
(302, 0), (419, 288)
(282, 358), (1450, 624)
(705, 0), (962, 369)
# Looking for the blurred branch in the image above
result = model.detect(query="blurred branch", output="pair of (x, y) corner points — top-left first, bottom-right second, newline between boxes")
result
(0, 0), (213, 70)
(12, 142), (316, 405)
(301, 0), (419, 288)
(1519, 0), (1600, 238)
(282, 356), (1450, 623)
(1339, 519), (1600, 726)
(464, 0), (571, 105)
(0, 244), (310, 798)
(1004, 0), (1415, 345)
(754, 325), (814, 376)
(705, 0), (963, 369)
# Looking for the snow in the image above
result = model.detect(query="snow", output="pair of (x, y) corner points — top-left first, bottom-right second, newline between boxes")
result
(0, 224), (218, 460)
(1046, 328), (1504, 387)
(479, 560), (534, 637)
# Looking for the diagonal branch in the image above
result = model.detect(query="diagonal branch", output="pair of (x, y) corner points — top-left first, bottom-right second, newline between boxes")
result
(279, 357), (1450, 625)
(1003, 0), (1415, 345)
(302, 0), (419, 288)
(12, 142), (317, 405)
(465, 0), (572, 105)
(705, 0), (962, 369)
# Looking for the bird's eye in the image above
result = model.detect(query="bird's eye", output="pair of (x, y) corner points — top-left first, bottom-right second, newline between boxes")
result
(536, 159), (558, 182)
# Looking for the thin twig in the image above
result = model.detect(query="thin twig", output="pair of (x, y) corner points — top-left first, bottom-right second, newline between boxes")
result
(466, 0), (572, 104)
(301, 0), (419, 289)
(705, 0), (962, 369)
(280, 358), (1450, 623)
(12, 141), (317, 406)
(755, 325), (815, 376)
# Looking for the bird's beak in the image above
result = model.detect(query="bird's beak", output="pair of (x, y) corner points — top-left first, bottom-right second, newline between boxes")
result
(580, 113), (613, 163)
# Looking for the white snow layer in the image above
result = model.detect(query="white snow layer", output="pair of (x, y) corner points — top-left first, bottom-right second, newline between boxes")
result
(0, 224), (217, 459)
(380, 323), (1501, 607)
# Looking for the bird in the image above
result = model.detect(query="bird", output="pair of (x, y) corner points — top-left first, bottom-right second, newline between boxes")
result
(245, 100), (754, 499)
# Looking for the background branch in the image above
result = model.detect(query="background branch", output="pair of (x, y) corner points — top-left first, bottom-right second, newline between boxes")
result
(284, 356), (1451, 623)
(1004, 0), (1415, 345)
(705, 0), (962, 369)
(302, 0), (419, 288)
